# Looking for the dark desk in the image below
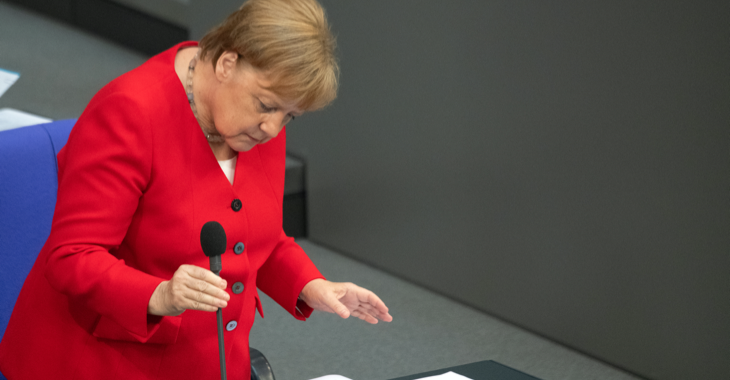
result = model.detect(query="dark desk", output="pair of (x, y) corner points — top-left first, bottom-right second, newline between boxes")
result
(389, 360), (542, 380)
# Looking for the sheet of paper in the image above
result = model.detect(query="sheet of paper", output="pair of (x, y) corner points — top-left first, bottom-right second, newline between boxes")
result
(0, 68), (20, 98)
(307, 371), (472, 380)
(414, 371), (473, 380)
(0, 108), (52, 132)
(308, 375), (353, 380)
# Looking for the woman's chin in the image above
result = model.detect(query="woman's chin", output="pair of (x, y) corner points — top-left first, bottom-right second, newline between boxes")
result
(227, 139), (257, 152)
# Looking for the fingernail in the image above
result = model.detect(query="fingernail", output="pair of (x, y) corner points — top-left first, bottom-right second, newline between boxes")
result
(220, 280), (227, 288)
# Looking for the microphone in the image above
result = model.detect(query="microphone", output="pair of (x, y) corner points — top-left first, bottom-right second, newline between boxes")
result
(200, 221), (228, 380)
(201, 221), (227, 275)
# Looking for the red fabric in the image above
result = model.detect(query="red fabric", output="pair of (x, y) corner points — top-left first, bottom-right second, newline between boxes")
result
(0, 42), (324, 380)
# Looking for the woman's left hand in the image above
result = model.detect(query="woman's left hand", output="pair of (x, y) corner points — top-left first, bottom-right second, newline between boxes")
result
(300, 279), (393, 324)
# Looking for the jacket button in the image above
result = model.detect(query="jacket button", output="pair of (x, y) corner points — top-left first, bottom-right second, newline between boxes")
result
(231, 199), (242, 212)
(226, 320), (237, 331)
(232, 282), (244, 294)
(234, 242), (245, 255)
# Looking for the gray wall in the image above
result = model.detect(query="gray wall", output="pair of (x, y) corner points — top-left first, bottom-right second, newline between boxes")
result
(189, 0), (238, 40)
(282, 1), (729, 380)
(189, 1), (730, 379)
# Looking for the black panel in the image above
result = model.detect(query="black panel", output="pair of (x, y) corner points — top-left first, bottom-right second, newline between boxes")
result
(390, 361), (541, 380)
(4, 0), (188, 56)
(283, 192), (306, 238)
(4, 0), (73, 22)
(74, 0), (187, 56)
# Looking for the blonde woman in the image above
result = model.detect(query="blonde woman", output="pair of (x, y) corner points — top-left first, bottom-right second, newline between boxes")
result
(0, 1), (391, 379)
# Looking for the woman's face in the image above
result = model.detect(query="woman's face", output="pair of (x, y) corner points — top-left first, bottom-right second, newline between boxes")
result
(208, 57), (302, 152)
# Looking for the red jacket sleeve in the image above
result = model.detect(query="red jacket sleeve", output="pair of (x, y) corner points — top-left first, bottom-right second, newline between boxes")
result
(256, 231), (325, 320)
(43, 93), (166, 341)
(253, 127), (325, 320)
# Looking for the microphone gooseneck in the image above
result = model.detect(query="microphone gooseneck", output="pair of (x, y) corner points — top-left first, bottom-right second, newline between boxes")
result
(200, 221), (228, 380)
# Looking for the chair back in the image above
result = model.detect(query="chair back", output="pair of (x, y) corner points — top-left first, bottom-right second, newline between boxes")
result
(0, 119), (75, 342)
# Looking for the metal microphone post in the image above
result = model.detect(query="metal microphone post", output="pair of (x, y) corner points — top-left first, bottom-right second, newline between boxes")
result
(211, 255), (227, 380)
(201, 221), (228, 380)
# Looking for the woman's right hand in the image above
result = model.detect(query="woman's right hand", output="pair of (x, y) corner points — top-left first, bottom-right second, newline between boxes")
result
(147, 264), (230, 316)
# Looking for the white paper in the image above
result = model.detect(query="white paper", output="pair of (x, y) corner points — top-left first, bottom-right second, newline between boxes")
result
(308, 376), (353, 380)
(0, 68), (20, 98)
(414, 371), (473, 380)
(0, 108), (52, 132)
(307, 371), (471, 380)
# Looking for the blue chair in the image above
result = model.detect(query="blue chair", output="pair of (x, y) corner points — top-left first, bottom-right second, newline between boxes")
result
(0, 120), (274, 380)
(0, 119), (74, 380)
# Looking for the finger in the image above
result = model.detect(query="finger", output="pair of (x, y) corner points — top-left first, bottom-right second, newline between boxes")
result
(181, 288), (227, 311)
(347, 301), (376, 316)
(338, 283), (393, 321)
(364, 305), (393, 322)
(359, 294), (392, 322)
(164, 283), (219, 313)
(344, 285), (391, 320)
(183, 277), (230, 302)
(348, 297), (392, 322)
(360, 291), (389, 315)
(342, 283), (386, 310)
(322, 292), (351, 319)
(357, 304), (386, 323)
(186, 300), (219, 312)
(338, 299), (378, 323)
(379, 311), (394, 322)
(359, 301), (392, 322)
(182, 265), (227, 289)
(351, 309), (379, 324)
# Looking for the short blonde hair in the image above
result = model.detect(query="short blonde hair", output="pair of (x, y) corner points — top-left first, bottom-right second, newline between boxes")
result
(199, 0), (339, 111)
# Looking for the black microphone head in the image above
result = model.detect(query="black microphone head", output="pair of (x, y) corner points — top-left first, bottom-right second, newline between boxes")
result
(200, 221), (227, 257)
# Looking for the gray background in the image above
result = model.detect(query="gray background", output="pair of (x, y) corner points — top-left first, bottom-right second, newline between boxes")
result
(266, 1), (729, 380)
(190, 0), (729, 379)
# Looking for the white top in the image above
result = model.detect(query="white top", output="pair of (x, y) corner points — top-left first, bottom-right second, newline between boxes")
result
(218, 156), (237, 185)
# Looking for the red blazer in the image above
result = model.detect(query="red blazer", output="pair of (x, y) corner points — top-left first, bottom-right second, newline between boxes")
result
(0, 42), (324, 380)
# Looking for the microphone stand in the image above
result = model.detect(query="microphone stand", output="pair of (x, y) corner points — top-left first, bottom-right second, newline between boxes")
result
(211, 256), (227, 380)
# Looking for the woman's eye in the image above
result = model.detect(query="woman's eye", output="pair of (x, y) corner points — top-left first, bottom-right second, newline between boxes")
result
(259, 101), (275, 112)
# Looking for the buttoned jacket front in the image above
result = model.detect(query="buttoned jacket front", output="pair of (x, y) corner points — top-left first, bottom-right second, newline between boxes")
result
(0, 42), (323, 380)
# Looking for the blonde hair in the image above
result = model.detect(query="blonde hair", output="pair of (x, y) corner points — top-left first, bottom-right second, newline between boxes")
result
(199, 0), (339, 111)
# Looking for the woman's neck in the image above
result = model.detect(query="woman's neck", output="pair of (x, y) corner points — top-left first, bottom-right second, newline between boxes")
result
(209, 140), (237, 160)
(175, 47), (236, 161)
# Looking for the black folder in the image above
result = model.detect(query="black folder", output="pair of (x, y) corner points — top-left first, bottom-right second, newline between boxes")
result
(389, 360), (542, 380)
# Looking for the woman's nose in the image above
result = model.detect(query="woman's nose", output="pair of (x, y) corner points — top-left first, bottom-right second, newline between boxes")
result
(261, 114), (286, 138)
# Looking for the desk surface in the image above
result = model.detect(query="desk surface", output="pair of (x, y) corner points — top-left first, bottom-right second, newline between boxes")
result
(389, 360), (541, 380)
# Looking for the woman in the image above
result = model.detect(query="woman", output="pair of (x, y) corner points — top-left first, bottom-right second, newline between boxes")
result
(0, 0), (391, 379)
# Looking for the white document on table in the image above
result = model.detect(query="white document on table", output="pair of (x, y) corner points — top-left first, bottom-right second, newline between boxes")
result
(0, 68), (20, 98)
(413, 371), (473, 380)
(0, 108), (52, 132)
(307, 371), (472, 380)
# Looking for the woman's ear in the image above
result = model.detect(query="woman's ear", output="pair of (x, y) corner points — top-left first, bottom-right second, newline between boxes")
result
(215, 51), (239, 81)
